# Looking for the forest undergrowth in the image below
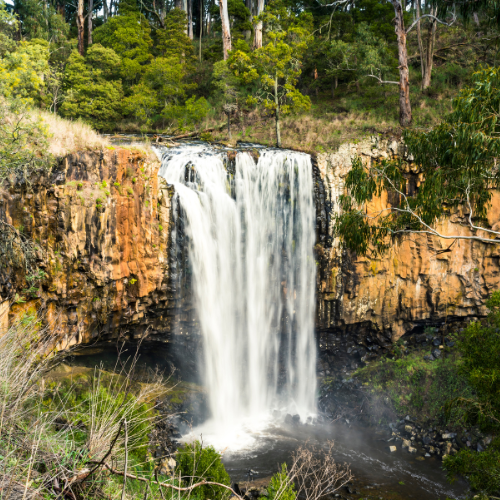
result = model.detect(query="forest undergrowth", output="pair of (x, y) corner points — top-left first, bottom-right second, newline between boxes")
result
(0, 311), (352, 500)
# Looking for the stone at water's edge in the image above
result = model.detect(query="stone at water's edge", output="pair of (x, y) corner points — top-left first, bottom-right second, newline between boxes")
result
(1, 138), (499, 354)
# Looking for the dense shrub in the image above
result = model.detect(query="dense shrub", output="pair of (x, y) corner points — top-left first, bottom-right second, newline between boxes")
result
(176, 441), (231, 500)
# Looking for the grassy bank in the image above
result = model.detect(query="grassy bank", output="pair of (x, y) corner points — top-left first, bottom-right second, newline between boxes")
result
(353, 340), (473, 427)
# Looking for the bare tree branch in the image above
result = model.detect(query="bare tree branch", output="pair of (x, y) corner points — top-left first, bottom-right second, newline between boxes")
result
(406, 12), (457, 34)
(365, 74), (399, 85)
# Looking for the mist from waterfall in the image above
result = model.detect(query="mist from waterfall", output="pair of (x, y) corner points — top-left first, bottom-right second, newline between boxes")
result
(158, 144), (316, 440)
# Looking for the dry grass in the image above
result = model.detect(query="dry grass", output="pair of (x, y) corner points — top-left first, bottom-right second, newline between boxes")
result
(205, 110), (398, 153)
(34, 111), (109, 157)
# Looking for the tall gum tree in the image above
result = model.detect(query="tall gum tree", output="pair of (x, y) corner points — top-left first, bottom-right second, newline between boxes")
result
(318, 0), (456, 127)
(229, 0), (312, 146)
(220, 0), (232, 59)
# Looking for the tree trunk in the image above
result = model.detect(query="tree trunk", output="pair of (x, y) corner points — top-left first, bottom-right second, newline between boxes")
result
(103, 0), (108, 22)
(199, 0), (203, 61)
(416, 0), (426, 89)
(188, 0), (193, 39)
(422, 7), (437, 90)
(253, 0), (265, 48)
(76, 0), (84, 55)
(392, 0), (412, 126)
(274, 73), (281, 147)
(87, 0), (93, 46)
(220, 0), (231, 60)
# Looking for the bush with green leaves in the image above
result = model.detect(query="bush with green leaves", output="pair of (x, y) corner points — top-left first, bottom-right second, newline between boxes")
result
(0, 39), (50, 104)
(93, 0), (153, 84)
(60, 44), (124, 131)
(443, 290), (500, 495)
(0, 97), (51, 184)
(266, 463), (297, 500)
(176, 440), (231, 500)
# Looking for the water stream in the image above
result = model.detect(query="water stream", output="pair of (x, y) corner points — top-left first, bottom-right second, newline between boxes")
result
(151, 142), (466, 498)
(157, 144), (317, 444)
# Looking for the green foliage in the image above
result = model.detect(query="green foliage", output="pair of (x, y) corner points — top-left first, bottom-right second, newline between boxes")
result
(446, 291), (500, 430)
(0, 0), (18, 57)
(229, 0), (312, 145)
(14, 0), (68, 42)
(156, 9), (195, 68)
(60, 45), (124, 131)
(93, 0), (153, 83)
(443, 442), (500, 494)
(176, 441), (231, 500)
(354, 349), (472, 423)
(335, 67), (500, 256)
(0, 40), (50, 104)
(0, 97), (52, 184)
(266, 463), (296, 500)
(325, 23), (397, 85)
(441, 291), (500, 494)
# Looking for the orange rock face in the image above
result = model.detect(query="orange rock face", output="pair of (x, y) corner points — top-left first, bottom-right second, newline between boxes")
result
(315, 138), (500, 343)
(0, 148), (174, 349)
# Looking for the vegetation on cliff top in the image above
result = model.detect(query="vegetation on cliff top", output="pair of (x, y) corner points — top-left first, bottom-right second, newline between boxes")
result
(1, 0), (500, 149)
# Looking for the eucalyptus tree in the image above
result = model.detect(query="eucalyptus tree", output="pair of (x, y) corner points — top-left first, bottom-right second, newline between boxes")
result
(229, 0), (311, 147)
(220, 0), (231, 59)
(317, 0), (457, 126)
(334, 67), (500, 255)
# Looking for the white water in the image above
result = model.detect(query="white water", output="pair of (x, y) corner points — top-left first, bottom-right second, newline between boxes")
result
(157, 144), (317, 449)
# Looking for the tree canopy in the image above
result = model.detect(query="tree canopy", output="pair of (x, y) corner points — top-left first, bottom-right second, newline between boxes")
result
(335, 66), (500, 256)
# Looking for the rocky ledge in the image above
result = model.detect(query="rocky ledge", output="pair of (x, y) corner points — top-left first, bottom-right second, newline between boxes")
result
(1, 140), (499, 359)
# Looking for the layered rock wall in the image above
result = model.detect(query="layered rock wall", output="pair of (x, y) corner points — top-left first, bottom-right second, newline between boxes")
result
(314, 138), (500, 347)
(2, 141), (499, 355)
(0, 148), (180, 349)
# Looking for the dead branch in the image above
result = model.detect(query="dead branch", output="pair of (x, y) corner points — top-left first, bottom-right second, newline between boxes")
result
(285, 442), (352, 500)
(101, 463), (244, 499)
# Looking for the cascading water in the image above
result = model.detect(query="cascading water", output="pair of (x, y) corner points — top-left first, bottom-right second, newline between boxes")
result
(157, 144), (317, 445)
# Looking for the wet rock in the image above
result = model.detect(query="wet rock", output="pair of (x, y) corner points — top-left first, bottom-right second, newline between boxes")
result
(408, 446), (417, 454)
(423, 354), (435, 361)
(422, 436), (431, 445)
(292, 414), (301, 424)
(442, 432), (456, 440)
(477, 443), (485, 452)
(284, 414), (293, 425)
(402, 439), (411, 449)
(432, 338), (441, 347)
(431, 349), (441, 358)
(389, 446), (397, 452)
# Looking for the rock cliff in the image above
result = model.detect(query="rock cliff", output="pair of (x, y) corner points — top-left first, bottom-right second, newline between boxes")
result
(314, 138), (500, 349)
(0, 148), (181, 349)
(1, 141), (499, 353)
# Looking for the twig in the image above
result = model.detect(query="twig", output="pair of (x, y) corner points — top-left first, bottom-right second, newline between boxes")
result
(155, 470), (167, 500)
(104, 463), (244, 500)
(121, 419), (128, 500)
(84, 419), (124, 481)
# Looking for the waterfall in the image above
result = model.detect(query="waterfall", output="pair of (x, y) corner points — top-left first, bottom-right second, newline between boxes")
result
(157, 144), (317, 434)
